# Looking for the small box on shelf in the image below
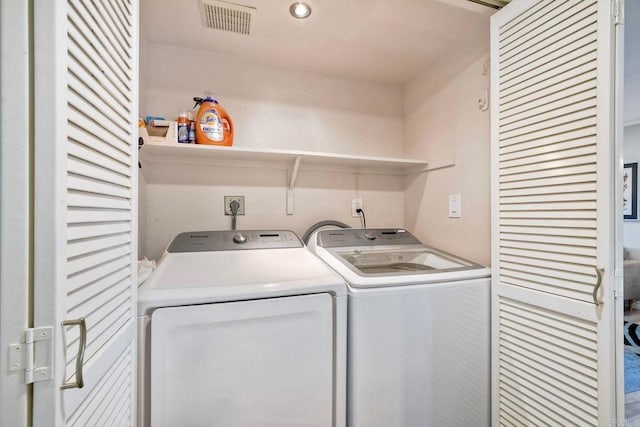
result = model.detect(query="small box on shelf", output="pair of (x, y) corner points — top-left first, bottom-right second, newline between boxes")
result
(139, 120), (178, 145)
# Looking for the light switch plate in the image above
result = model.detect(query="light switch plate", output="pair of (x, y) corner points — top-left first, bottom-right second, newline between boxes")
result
(449, 194), (461, 218)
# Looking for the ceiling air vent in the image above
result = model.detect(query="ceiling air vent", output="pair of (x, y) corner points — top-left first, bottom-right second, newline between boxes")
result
(198, 0), (256, 35)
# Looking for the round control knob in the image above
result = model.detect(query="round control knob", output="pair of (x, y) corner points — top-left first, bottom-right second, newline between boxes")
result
(233, 232), (248, 244)
(364, 232), (377, 241)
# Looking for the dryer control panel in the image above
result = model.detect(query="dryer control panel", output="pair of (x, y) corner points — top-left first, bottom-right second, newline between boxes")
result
(167, 230), (303, 252)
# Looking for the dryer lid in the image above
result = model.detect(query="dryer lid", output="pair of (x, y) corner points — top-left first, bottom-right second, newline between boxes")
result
(138, 245), (346, 315)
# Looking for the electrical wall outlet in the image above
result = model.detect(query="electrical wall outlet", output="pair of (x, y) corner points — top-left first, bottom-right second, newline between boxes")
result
(352, 198), (363, 217)
(224, 196), (245, 215)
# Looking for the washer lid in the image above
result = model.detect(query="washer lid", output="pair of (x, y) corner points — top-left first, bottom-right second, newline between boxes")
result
(310, 228), (490, 287)
(138, 246), (346, 315)
(335, 246), (474, 274)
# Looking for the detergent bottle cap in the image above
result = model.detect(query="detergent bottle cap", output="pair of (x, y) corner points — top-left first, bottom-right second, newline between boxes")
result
(194, 96), (219, 108)
(202, 91), (218, 104)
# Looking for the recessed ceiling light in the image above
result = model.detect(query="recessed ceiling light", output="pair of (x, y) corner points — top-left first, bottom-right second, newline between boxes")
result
(289, 2), (311, 19)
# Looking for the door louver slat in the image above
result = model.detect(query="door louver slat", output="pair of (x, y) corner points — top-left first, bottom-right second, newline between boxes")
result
(500, 107), (596, 141)
(500, 173), (596, 191)
(501, 48), (596, 99)
(499, 260), (594, 283)
(500, 153), (596, 176)
(67, 175), (130, 199)
(500, 164), (596, 184)
(72, 0), (132, 75)
(67, 192), (131, 210)
(500, 23), (597, 85)
(68, 121), (130, 165)
(492, 0), (607, 423)
(499, 97), (596, 133)
(500, 232), (595, 247)
(68, 158), (131, 188)
(67, 269), (130, 314)
(500, 182), (597, 197)
(67, 69), (128, 130)
(67, 345), (132, 426)
(499, 1), (596, 64)
(500, 239), (596, 256)
(499, 272), (593, 298)
(499, 117), (597, 148)
(68, 87), (131, 142)
(67, 4), (130, 90)
(67, 233), (131, 258)
(500, 141), (596, 166)
(62, 0), (136, 424)
(499, 0), (567, 41)
(501, 358), (596, 420)
(500, 328), (597, 379)
(499, 87), (596, 127)
(67, 44), (130, 110)
(500, 123), (596, 154)
(500, 29), (597, 88)
(65, 293), (130, 373)
(500, 63), (597, 107)
(68, 141), (131, 177)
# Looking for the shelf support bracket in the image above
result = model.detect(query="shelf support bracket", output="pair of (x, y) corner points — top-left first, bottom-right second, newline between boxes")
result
(286, 156), (302, 215)
(288, 156), (302, 190)
(422, 156), (456, 173)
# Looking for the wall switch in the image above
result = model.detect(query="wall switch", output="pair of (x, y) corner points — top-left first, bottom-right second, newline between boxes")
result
(449, 194), (461, 218)
(352, 198), (363, 217)
(224, 196), (245, 215)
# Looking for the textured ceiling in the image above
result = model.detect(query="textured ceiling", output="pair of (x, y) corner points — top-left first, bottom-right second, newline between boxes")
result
(140, 0), (637, 121)
(140, 0), (492, 84)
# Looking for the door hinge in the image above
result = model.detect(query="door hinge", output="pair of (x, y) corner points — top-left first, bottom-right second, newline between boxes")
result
(613, 0), (623, 25)
(8, 326), (54, 384)
(613, 268), (624, 298)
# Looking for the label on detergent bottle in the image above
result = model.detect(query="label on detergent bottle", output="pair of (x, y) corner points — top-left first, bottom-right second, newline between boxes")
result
(188, 120), (196, 143)
(177, 112), (189, 143)
(199, 109), (224, 142)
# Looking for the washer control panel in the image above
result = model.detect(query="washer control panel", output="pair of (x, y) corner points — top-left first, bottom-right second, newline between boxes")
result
(167, 230), (303, 252)
(316, 228), (422, 248)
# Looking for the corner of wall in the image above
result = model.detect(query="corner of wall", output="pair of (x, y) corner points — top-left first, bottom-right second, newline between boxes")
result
(403, 46), (489, 116)
(401, 48), (492, 266)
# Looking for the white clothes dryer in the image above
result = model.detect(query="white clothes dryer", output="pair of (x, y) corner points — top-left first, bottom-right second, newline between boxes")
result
(138, 230), (347, 427)
(307, 228), (490, 427)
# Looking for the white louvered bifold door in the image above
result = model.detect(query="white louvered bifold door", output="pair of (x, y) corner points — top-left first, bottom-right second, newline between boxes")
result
(32, 0), (139, 425)
(491, 0), (620, 425)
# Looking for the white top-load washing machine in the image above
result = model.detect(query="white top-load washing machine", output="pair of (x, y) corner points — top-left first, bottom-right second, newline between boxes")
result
(138, 230), (347, 427)
(307, 228), (490, 427)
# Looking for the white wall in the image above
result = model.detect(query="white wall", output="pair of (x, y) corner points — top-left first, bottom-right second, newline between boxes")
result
(138, 36), (150, 260)
(624, 124), (640, 248)
(142, 42), (405, 157)
(138, 170), (147, 259)
(404, 53), (491, 266)
(140, 42), (407, 259)
(141, 164), (404, 259)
